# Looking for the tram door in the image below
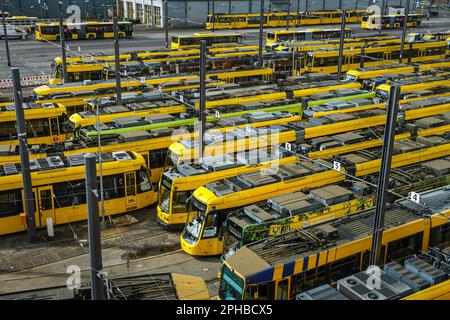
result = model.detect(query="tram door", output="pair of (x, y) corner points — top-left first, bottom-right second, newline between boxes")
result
(23, 186), (55, 227)
(125, 172), (137, 210)
(276, 279), (290, 300)
(418, 47), (426, 60)
(49, 117), (60, 143)
(36, 186), (55, 226)
(344, 55), (353, 72)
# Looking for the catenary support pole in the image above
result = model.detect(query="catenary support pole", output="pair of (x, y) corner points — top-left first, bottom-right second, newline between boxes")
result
(39, 0), (44, 19)
(399, 0), (410, 64)
(360, 46), (365, 68)
(1, 3), (11, 67)
(258, 0), (264, 67)
(84, 153), (105, 300)
(57, 0), (68, 83)
(286, 0), (291, 30)
(164, 0), (169, 48)
(337, 10), (346, 80)
(198, 40), (207, 159)
(211, 0), (215, 32)
(369, 84), (401, 266)
(185, 0), (188, 26)
(12, 68), (36, 243)
(379, 0), (386, 33)
(103, 0), (107, 21)
(96, 100), (106, 227)
(113, 12), (122, 104)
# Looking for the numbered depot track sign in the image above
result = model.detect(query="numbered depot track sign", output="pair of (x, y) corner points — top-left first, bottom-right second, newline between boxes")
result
(285, 142), (292, 151)
(215, 110), (220, 119)
(333, 161), (341, 171)
(410, 191), (421, 204)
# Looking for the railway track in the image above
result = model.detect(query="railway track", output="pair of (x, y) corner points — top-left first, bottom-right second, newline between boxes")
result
(0, 224), (178, 274)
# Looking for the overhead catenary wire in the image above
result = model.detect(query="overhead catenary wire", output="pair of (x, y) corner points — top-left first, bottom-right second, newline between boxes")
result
(0, 41), (181, 298)
(2, 7), (449, 300)
(5, 23), (450, 224)
(40, 31), (447, 217)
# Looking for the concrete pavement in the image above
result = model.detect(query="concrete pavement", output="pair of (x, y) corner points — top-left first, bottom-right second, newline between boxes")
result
(0, 17), (449, 81)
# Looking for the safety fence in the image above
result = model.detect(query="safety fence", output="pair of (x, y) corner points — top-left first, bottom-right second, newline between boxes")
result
(0, 75), (52, 89)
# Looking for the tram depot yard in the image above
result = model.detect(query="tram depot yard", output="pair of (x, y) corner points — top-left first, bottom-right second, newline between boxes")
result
(0, 1), (449, 303)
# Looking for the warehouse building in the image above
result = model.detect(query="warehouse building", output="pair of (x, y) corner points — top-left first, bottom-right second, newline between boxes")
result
(7, 0), (406, 27)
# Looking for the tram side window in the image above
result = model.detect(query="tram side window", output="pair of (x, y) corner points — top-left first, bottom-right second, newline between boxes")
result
(40, 26), (59, 35)
(246, 282), (275, 300)
(366, 51), (384, 60)
(53, 174), (127, 205)
(149, 148), (167, 168)
(331, 13), (341, 19)
(0, 190), (23, 217)
(86, 26), (99, 34)
(53, 179), (87, 207)
(26, 119), (51, 138)
(390, 50), (401, 60)
(89, 71), (102, 81)
(304, 265), (328, 291)
(248, 16), (267, 24)
(0, 119), (51, 140)
(181, 37), (200, 46)
(295, 33), (306, 40)
(426, 47), (445, 56)
(316, 56), (340, 67)
(53, 181), (75, 207)
(386, 232), (423, 263)
(0, 121), (17, 141)
(136, 168), (152, 193)
(406, 48), (419, 58)
(50, 118), (59, 134)
(429, 222), (450, 247)
(244, 285), (258, 299)
(329, 253), (361, 283)
(102, 174), (126, 200)
(100, 25), (114, 33)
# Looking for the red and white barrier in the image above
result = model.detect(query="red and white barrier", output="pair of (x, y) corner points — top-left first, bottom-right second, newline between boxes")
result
(0, 75), (52, 88)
